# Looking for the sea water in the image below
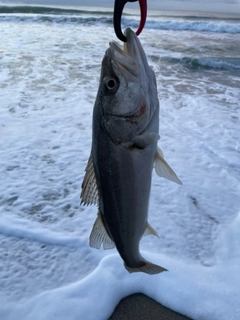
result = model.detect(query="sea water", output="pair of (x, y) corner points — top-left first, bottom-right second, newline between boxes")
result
(0, 5), (240, 319)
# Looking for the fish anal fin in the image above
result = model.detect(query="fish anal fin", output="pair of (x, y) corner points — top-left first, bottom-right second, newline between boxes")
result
(89, 212), (115, 250)
(80, 153), (99, 206)
(143, 223), (159, 238)
(132, 132), (160, 149)
(125, 260), (168, 275)
(155, 147), (182, 185)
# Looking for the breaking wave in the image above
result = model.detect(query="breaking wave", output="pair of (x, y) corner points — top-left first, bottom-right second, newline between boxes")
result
(123, 18), (240, 34)
(160, 56), (240, 70)
(0, 5), (239, 34)
(0, 13), (113, 26)
(0, 5), (114, 16)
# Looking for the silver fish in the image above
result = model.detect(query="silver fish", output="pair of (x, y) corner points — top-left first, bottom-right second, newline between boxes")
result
(81, 28), (182, 274)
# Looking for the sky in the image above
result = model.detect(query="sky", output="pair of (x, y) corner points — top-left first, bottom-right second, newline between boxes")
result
(2, 0), (240, 14)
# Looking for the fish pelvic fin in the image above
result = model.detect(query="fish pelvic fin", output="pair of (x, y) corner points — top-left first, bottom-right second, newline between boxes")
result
(89, 212), (115, 250)
(124, 259), (168, 275)
(154, 147), (182, 185)
(80, 152), (99, 206)
(143, 223), (159, 238)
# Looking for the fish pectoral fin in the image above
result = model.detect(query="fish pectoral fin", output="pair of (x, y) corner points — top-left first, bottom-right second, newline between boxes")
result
(89, 212), (115, 250)
(154, 147), (182, 185)
(157, 146), (164, 158)
(80, 152), (99, 206)
(143, 223), (159, 238)
(132, 132), (160, 149)
(121, 141), (134, 149)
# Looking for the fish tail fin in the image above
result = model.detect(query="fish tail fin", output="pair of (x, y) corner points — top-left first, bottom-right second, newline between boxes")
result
(124, 260), (167, 275)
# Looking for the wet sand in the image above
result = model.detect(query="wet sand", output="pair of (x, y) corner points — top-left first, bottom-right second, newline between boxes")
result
(109, 293), (192, 320)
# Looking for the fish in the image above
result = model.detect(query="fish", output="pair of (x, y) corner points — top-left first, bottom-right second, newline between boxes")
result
(81, 28), (182, 275)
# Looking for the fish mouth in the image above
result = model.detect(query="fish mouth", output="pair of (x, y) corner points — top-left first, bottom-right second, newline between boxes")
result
(108, 28), (149, 83)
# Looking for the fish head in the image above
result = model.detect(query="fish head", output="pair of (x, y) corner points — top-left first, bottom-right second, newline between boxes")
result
(97, 28), (159, 144)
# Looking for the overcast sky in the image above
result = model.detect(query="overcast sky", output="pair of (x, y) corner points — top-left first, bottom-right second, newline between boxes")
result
(2, 0), (240, 13)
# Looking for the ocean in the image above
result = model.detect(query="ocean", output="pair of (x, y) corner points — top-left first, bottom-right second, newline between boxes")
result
(0, 5), (240, 319)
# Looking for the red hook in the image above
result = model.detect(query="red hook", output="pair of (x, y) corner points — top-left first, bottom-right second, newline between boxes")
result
(113, 0), (147, 42)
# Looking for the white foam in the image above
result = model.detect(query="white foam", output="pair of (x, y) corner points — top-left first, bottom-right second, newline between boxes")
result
(2, 249), (240, 320)
(1, 7), (240, 320)
(0, 216), (85, 247)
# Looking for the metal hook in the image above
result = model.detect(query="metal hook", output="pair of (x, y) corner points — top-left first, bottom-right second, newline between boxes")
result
(113, 0), (147, 42)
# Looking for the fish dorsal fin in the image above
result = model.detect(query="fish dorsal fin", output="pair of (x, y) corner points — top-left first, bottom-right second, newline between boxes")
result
(132, 132), (160, 149)
(154, 147), (182, 185)
(80, 153), (99, 206)
(89, 212), (115, 250)
(143, 223), (159, 238)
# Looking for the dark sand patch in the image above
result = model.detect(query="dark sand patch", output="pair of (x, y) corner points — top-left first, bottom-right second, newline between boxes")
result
(109, 293), (192, 320)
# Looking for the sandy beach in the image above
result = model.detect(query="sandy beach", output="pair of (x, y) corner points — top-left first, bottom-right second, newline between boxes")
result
(109, 293), (192, 319)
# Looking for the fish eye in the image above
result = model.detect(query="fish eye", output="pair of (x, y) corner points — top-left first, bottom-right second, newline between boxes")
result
(104, 76), (118, 92)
